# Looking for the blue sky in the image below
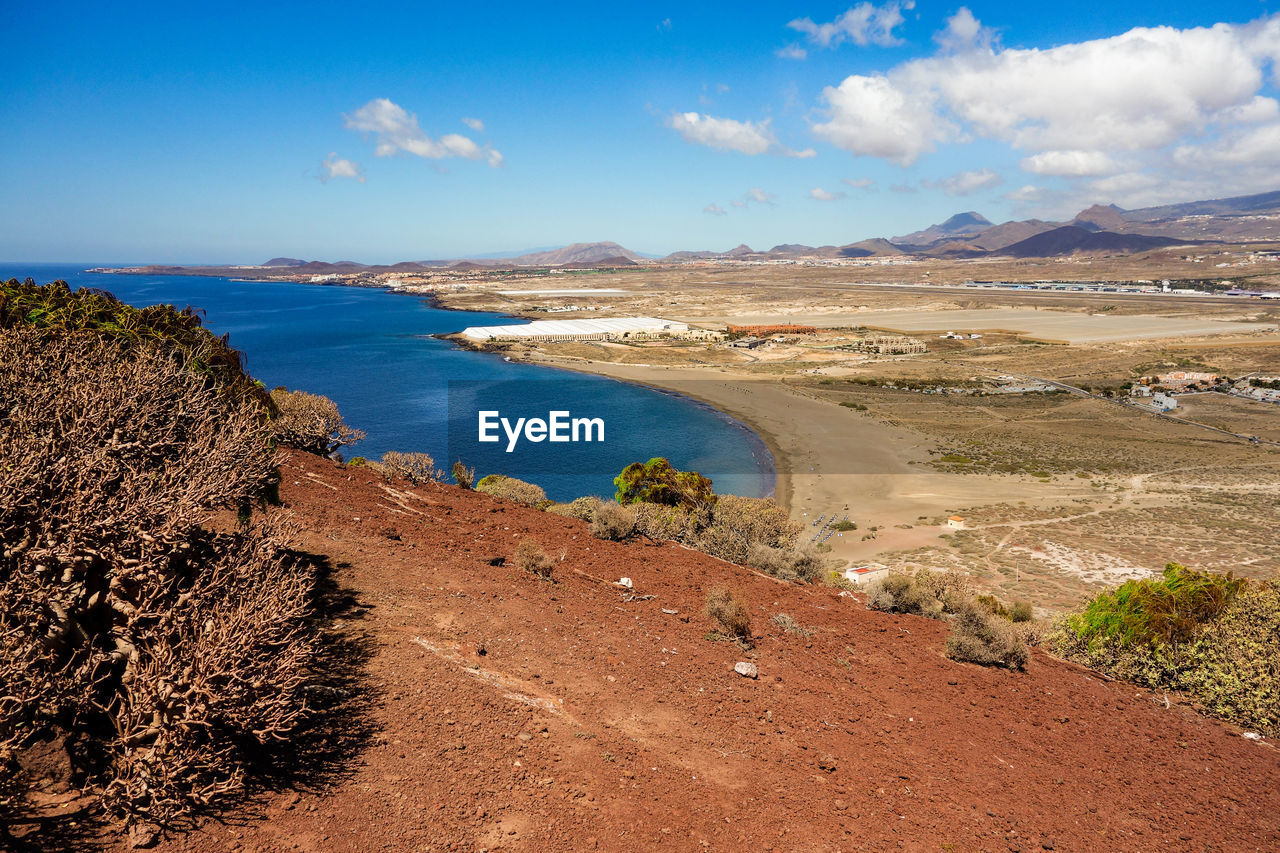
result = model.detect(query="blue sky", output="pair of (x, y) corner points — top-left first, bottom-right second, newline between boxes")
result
(3, 1), (1279, 262)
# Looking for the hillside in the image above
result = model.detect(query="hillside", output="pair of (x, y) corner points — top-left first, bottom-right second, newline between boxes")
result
(996, 225), (1186, 257)
(505, 242), (645, 266)
(892, 211), (993, 247)
(33, 451), (1270, 851)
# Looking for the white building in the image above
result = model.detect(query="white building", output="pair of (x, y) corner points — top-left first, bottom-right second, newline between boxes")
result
(844, 564), (890, 586)
(461, 316), (690, 342)
(1152, 392), (1179, 410)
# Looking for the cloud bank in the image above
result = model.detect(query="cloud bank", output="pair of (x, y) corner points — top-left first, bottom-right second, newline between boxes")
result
(345, 98), (503, 168)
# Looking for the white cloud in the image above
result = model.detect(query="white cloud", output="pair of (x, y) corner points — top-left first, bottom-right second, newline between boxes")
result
(658, 18), (672, 32)
(842, 177), (876, 190)
(1020, 150), (1122, 177)
(320, 153), (365, 183)
(704, 203), (727, 215)
(810, 187), (847, 201)
(776, 44), (808, 60)
(889, 183), (918, 194)
(747, 187), (776, 205)
(788, 2), (913, 49)
(812, 75), (954, 165)
(462, 117), (485, 132)
(669, 111), (813, 157)
(344, 98), (503, 168)
(933, 7), (994, 53)
(810, 11), (1280, 209)
(926, 168), (1003, 196)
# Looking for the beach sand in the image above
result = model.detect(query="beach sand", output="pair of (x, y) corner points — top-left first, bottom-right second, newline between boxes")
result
(527, 355), (1096, 566)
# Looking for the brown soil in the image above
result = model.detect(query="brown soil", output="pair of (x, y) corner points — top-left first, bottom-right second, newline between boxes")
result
(24, 451), (1280, 852)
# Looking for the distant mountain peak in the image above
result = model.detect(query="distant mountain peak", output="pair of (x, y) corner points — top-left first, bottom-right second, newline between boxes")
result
(262, 257), (307, 267)
(939, 211), (991, 229)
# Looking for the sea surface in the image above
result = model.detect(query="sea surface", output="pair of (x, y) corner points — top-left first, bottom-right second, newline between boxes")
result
(2, 263), (774, 502)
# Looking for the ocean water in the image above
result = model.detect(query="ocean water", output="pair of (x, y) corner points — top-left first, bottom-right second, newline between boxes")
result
(2, 263), (774, 502)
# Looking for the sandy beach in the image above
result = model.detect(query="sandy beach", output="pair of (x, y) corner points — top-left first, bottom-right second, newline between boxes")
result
(526, 354), (1097, 566)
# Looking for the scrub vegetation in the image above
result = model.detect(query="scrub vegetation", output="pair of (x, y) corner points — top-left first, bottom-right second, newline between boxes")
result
(1054, 564), (1278, 735)
(0, 282), (319, 827)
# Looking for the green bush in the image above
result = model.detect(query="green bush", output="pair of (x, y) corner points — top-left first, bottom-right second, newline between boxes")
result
(475, 474), (548, 507)
(947, 602), (1029, 670)
(1067, 563), (1243, 649)
(1053, 566), (1276, 735)
(615, 457), (715, 511)
(868, 573), (943, 619)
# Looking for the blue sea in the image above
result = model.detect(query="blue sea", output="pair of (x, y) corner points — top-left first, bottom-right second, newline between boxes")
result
(2, 263), (774, 502)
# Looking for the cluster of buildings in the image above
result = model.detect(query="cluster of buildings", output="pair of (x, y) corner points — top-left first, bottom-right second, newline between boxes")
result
(460, 316), (729, 343)
(840, 334), (928, 355)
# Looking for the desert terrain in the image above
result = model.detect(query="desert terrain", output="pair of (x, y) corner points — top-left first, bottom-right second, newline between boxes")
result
(431, 258), (1280, 614)
(38, 452), (1270, 852)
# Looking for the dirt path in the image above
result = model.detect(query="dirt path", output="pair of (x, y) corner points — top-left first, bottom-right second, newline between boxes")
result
(87, 452), (1280, 852)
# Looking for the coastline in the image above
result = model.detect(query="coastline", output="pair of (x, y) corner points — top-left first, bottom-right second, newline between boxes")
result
(513, 351), (1100, 566)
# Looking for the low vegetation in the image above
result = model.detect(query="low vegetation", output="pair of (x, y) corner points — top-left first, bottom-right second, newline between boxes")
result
(514, 538), (555, 579)
(867, 570), (1031, 670)
(615, 457), (715, 511)
(475, 474), (549, 507)
(0, 288), (319, 827)
(546, 495), (603, 521)
(380, 450), (441, 484)
(946, 602), (1030, 669)
(771, 613), (815, 638)
(1054, 564), (1277, 735)
(705, 587), (752, 644)
(451, 460), (476, 489)
(269, 387), (366, 457)
(589, 501), (636, 541)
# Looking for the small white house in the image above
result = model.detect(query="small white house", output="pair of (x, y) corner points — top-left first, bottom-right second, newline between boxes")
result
(843, 564), (890, 586)
(1153, 392), (1178, 410)
(945, 515), (965, 530)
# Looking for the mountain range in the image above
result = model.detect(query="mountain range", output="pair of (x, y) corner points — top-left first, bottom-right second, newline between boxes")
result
(168, 188), (1280, 277)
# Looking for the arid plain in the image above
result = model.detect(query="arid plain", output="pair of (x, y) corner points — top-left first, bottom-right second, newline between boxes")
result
(434, 252), (1280, 614)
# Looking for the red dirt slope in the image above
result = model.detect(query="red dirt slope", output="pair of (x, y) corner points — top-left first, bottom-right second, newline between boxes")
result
(113, 453), (1280, 851)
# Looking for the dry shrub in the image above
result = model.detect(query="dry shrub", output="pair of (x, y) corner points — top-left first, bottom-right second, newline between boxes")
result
(590, 502), (636, 541)
(514, 539), (555, 579)
(746, 542), (825, 583)
(632, 502), (701, 542)
(269, 387), (365, 457)
(380, 450), (440, 484)
(946, 602), (1029, 670)
(705, 587), (752, 642)
(695, 496), (801, 566)
(1010, 600), (1035, 623)
(868, 573), (944, 619)
(546, 496), (603, 521)
(475, 474), (548, 507)
(771, 613), (815, 638)
(0, 328), (314, 825)
(451, 460), (476, 489)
